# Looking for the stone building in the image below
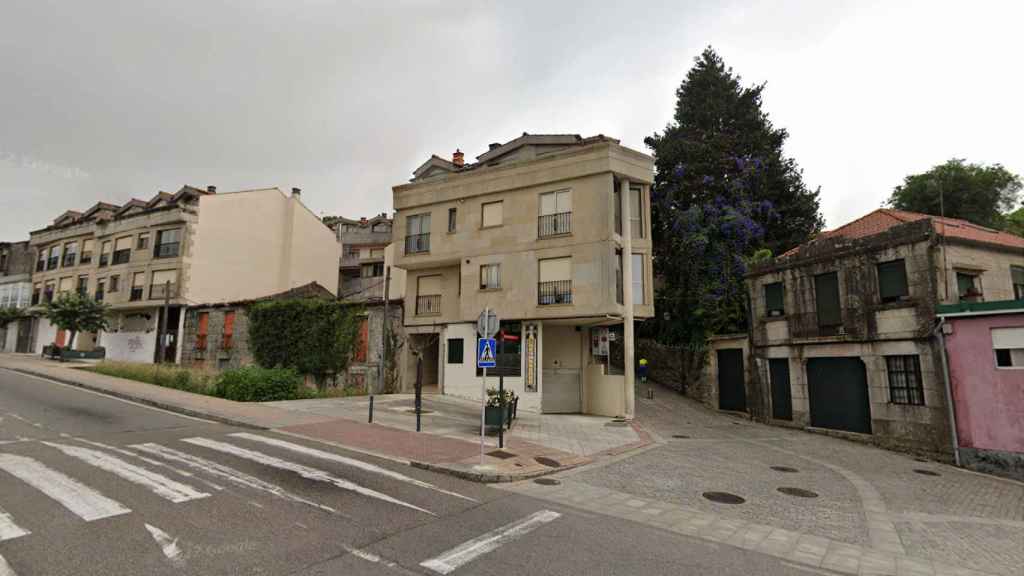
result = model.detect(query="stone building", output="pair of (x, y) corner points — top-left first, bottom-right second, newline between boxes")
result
(724, 209), (1024, 458)
(0, 241), (35, 352)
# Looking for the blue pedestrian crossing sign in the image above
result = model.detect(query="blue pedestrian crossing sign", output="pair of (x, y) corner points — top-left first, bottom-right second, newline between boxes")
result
(477, 338), (497, 369)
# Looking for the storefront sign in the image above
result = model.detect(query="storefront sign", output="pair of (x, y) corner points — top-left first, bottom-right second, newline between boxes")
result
(525, 324), (538, 392)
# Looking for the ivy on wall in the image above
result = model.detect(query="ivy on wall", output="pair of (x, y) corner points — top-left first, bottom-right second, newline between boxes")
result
(248, 299), (363, 388)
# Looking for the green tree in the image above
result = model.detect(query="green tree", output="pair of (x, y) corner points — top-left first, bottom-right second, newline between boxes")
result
(886, 159), (1022, 229)
(43, 293), (109, 350)
(0, 307), (22, 329)
(1005, 206), (1024, 237)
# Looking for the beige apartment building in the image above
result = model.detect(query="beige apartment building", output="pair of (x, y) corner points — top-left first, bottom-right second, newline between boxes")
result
(392, 134), (654, 417)
(28, 186), (339, 363)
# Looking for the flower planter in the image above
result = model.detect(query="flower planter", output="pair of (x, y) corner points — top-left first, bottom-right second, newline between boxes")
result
(485, 404), (513, 428)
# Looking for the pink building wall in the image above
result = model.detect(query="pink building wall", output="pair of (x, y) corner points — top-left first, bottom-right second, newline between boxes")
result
(945, 314), (1024, 454)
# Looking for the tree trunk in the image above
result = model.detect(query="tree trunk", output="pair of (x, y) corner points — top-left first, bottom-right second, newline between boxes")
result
(67, 330), (77, 351)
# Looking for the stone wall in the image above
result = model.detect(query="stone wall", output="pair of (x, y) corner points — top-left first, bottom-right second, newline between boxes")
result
(180, 306), (253, 371)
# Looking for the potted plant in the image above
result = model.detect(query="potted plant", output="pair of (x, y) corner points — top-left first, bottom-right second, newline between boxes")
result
(485, 388), (516, 428)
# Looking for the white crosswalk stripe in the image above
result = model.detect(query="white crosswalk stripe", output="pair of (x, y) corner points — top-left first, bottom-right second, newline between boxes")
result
(420, 510), (562, 575)
(231, 433), (477, 502)
(0, 553), (16, 576)
(41, 442), (210, 504)
(181, 437), (434, 515)
(0, 453), (130, 521)
(0, 506), (29, 542)
(130, 442), (336, 514)
(71, 438), (224, 492)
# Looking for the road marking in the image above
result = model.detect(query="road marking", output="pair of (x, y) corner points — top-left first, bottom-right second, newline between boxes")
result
(42, 442), (210, 504)
(144, 523), (185, 568)
(0, 453), (130, 521)
(0, 506), (29, 541)
(181, 437), (433, 515)
(73, 438), (224, 491)
(130, 443), (337, 514)
(231, 433), (477, 502)
(0, 553), (16, 576)
(419, 510), (561, 574)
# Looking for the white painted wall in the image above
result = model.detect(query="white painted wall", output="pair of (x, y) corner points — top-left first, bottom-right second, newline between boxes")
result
(440, 323), (541, 413)
(102, 330), (157, 363)
(32, 318), (57, 355)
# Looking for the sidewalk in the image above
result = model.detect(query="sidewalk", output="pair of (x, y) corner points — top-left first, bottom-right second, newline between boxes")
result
(0, 354), (650, 482)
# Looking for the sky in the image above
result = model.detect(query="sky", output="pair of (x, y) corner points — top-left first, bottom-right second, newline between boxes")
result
(3, 0), (1022, 240)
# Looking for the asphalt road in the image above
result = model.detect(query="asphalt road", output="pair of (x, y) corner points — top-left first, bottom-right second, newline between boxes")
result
(0, 368), (822, 576)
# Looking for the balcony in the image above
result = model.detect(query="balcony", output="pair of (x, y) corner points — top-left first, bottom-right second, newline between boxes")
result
(154, 243), (180, 259)
(415, 294), (441, 315)
(150, 283), (178, 300)
(538, 280), (573, 305)
(130, 287), (144, 301)
(112, 250), (131, 265)
(405, 233), (430, 255)
(538, 212), (572, 237)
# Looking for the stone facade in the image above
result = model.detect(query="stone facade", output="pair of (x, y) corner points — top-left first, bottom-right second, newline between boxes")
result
(339, 303), (405, 392)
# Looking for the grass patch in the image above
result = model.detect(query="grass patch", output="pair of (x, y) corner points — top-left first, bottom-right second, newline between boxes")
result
(83, 361), (216, 395)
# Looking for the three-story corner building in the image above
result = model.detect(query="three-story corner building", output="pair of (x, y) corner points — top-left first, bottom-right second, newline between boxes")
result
(392, 133), (655, 417)
(0, 241), (35, 352)
(740, 209), (1024, 457)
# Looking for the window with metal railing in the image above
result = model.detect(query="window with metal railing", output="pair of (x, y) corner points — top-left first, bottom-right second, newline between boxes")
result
(112, 250), (131, 265)
(154, 229), (181, 259)
(538, 212), (572, 237)
(405, 213), (430, 254)
(149, 282), (176, 300)
(538, 280), (572, 305)
(405, 233), (430, 254)
(47, 256), (59, 270)
(130, 287), (144, 301)
(416, 294), (441, 315)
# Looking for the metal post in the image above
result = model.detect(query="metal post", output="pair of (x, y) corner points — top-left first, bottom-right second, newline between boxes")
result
(160, 280), (170, 363)
(480, 308), (489, 465)
(415, 353), (423, 432)
(374, 265), (391, 414)
(935, 320), (961, 467)
(368, 395), (374, 423)
(498, 334), (505, 449)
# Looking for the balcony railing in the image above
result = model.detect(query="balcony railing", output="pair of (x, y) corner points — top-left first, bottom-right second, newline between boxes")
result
(154, 243), (180, 259)
(405, 233), (430, 255)
(150, 283), (177, 300)
(63, 254), (77, 267)
(416, 295), (441, 315)
(538, 280), (573, 305)
(80, 253), (92, 265)
(99, 254), (109, 267)
(130, 287), (144, 301)
(538, 212), (572, 237)
(112, 250), (131, 265)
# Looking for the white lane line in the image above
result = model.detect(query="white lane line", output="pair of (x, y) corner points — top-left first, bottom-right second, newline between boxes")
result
(41, 442), (210, 504)
(181, 437), (433, 515)
(72, 438), (224, 491)
(231, 433), (477, 502)
(0, 506), (29, 541)
(130, 443), (336, 514)
(0, 453), (130, 521)
(420, 510), (562, 575)
(144, 523), (185, 568)
(0, 553), (16, 576)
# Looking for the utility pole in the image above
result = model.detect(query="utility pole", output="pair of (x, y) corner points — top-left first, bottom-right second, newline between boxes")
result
(160, 280), (170, 363)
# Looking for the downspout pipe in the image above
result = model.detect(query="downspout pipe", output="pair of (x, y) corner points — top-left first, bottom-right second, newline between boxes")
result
(933, 318), (961, 467)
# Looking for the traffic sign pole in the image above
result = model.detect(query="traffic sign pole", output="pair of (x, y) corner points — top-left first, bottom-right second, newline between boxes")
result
(476, 308), (499, 466)
(480, 308), (488, 465)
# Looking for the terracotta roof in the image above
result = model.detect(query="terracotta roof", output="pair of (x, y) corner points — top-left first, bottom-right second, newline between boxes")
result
(782, 208), (1024, 257)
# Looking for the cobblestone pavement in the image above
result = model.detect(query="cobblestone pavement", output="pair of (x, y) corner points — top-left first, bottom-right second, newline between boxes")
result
(500, 385), (1024, 576)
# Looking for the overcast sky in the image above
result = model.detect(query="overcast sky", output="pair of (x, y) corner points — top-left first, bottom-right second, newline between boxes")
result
(3, 0), (1022, 240)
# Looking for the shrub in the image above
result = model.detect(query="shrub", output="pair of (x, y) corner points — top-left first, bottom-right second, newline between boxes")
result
(213, 366), (311, 402)
(84, 362), (215, 395)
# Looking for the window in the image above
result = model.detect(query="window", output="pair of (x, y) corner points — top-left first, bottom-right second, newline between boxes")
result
(632, 253), (645, 305)
(99, 241), (111, 267)
(614, 184), (622, 235)
(48, 245), (61, 270)
(44, 281), (55, 303)
(369, 247), (385, 258)
(886, 355), (925, 405)
(481, 201), (503, 228)
(956, 271), (981, 301)
(539, 190), (572, 236)
(109, 275), (120, 293)
(538, 257), (572, 305)
(764, 282), (785, 316)
(615, 250), (623, 304)
(354, 318), (368, 362)
(112, 237), (131, 265)
(447, 338), (464, 364)
(62, 241), (78, 267)
(137, 233), (150, 250)
(344, 246), (361, 259)
(362, 262), (384, 278)
(629, 185), (644, 239)
(130, 272), (146, 301)
(154, 229), (181, 258)
(195, 312), (209, 350)
(1012, 266), (1024, 300)
(877, 259), (909, 303)
(992, 327), (1024, 368)
(58, 277), (72, 293)
(0, 250), (6, 272)
(405, 213), (430, 254)
(222, 311), (236, 350)
(150, 269), (177, 299)
(448, 208), (457, 233)
(31, 283), (41, 305)
(476, 321), (522, 377)
(80, 239), (94, 265)
(814, 271), (842, 334)
(76, 275), (89, 297)
(416, 275), (442, 315)
(36, 249), (46, 272)
(480, 264), (500, 290)
(94, 279), (104, 302)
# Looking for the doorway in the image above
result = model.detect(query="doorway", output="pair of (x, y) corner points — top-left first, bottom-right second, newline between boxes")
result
(717, 349), (746, 412)
(769, 358), (793, 421)
(806, 357), (871, 434)
(541, 324), (581, 413)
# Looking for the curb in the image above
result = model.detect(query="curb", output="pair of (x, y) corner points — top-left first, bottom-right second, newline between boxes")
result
(409, 459), (586, 484)
(6, 367), (268, 431)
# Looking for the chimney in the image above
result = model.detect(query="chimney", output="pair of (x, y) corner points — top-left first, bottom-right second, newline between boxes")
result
(360, 217), (368, 224)
(291, 187), (302, 200)
(206, 185), (216, 194)
(488, 142), (501, 151)
(452, 149), (464, 167)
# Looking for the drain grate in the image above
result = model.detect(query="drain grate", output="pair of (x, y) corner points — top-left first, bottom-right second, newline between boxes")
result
(534, 457), (561, 468)
(777, 487), (818, 498)
(533, 478), (561, 486)
(770, 466), (800, 473)
(487, 450), (517, 460)
(672, 434), (690, 439)
(913, 469), (941, 477)
(702, 491), (746, 505)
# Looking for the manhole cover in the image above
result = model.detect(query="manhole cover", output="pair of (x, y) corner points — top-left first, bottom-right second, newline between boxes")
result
(672, 434), (690, 439)
(770, 466), (799, 473)
(777, 487), (819, 498)
(487, 450), (517, 460)
(702, 491), (746, 505)
(533, 478), (561, 486)
(913, 469), (941, 477)
(534, 457), (561, 468)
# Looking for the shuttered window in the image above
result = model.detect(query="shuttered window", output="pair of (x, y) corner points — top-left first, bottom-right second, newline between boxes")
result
(417, 275), (441, 296)
(1012, 266), (1024, 300)
(877, 259), (909, 302)
(632, 253), (645, 305)
(539, 257), (571, 282)
(481, 201), (503, 228)
(992, 327), (1024, 368)
(814, 272), (842, 330)
(151, 270), (177, 285)
(222, 311), (236, 350)
(764, 282), (784, 316)
(447, 338), (464, 364)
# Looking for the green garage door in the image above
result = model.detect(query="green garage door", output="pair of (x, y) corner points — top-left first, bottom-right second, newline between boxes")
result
(806, 357), (871, 434)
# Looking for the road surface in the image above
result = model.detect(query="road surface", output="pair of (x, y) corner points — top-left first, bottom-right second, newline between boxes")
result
(0, 367), (819, 575)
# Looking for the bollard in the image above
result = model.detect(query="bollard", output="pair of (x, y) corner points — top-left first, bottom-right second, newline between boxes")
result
(368, 395), (374, 423)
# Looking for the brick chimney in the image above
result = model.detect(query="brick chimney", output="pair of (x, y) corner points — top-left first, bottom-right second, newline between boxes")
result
(452, 149), (464, 167)
(291, 187), (302, 200)
(360, 217), (368, 224)
(206, 185), (216, 194)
